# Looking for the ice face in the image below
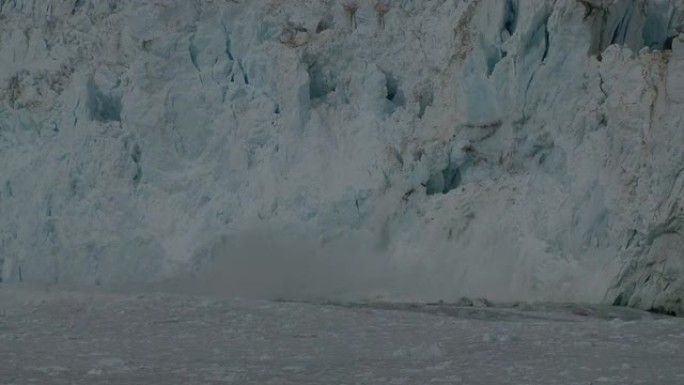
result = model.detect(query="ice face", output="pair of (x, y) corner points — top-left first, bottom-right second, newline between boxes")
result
(0, 0), (683, 314)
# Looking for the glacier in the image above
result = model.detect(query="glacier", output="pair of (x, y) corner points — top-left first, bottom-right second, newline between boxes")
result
(0, 0), (684, 315)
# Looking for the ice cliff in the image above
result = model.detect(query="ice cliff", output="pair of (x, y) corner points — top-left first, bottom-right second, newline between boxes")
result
(1, 0), (684, 314)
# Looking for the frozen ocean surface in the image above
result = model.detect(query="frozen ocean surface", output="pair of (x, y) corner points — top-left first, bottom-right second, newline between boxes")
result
(1, 285), (683, 385)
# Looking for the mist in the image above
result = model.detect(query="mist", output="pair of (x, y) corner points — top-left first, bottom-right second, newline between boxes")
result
(160, 227), (420, 301)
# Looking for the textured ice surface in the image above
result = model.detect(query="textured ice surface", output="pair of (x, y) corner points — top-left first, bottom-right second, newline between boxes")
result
(0, 285), (683, 384)
(1, 0), (684, 313)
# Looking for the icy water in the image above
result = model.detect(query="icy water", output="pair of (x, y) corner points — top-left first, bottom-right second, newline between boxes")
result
(1, 285), (683, 384)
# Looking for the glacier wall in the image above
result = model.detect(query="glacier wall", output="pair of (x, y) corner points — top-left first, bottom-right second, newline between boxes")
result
(1, 0), (683, 313)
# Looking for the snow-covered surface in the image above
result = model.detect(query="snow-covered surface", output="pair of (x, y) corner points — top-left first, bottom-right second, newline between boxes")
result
(1, 0), (684, 313)
(1, 285), (683, 384)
